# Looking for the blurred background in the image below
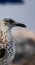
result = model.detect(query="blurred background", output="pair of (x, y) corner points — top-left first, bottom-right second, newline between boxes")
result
(0, 0), (35, 31)
(0, 0), (35, 65)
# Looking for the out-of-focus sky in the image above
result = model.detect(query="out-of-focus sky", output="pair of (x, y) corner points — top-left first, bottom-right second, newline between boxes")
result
(0, 0), (35, 31)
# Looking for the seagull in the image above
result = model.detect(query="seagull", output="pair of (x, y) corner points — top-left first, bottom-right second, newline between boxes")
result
(0, 18), (27, 65)
(0, 18), (35, 65)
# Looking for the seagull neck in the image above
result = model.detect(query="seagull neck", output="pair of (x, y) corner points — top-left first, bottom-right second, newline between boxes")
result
(0, 26), (9, 32)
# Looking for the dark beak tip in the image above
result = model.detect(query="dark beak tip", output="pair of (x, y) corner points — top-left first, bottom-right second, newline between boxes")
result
(16, 23), (26, 28)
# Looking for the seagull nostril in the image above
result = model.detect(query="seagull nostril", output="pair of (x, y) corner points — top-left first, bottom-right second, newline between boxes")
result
(0, 48), (6, 58)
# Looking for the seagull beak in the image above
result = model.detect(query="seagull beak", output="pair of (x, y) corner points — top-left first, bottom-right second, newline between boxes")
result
(16, 23), (26, 28)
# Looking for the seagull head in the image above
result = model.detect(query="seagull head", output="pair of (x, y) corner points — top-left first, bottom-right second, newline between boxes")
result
(1, 18), (26, 28)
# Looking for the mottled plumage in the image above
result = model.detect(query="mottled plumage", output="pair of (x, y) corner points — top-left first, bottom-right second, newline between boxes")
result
(0, 18), (26, 65)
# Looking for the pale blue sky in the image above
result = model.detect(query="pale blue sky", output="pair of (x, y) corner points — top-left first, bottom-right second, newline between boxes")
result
(0, 0), (35, 31)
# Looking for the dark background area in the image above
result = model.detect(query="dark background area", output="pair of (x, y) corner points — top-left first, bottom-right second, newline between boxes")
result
(0, 0), (23, 4)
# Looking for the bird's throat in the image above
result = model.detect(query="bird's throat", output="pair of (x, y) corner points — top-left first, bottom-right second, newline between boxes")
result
(1, 25), (9, 32)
